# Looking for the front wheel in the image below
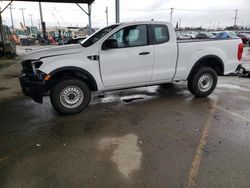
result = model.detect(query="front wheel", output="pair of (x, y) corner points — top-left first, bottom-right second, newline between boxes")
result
(188, 67), (217, 97)
(50, 79), (91, 114)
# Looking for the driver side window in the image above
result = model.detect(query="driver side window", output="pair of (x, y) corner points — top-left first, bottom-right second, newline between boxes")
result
(109, 25), (148, 48)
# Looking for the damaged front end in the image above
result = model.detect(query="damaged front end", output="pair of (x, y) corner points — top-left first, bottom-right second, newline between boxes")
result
(19, 60), (50, 103)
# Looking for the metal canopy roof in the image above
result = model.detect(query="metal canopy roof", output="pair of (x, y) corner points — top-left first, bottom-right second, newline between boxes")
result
(2, 0), (94, 4)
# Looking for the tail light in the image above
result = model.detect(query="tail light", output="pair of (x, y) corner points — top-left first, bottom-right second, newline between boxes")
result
(238, 43), (244, 61)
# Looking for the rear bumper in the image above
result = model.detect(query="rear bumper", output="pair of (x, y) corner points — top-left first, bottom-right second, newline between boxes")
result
(19, 74), (47, 103)
(236, 64), (245, 74)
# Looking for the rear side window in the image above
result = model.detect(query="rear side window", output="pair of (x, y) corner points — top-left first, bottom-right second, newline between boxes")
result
(151, 24), (169, 44)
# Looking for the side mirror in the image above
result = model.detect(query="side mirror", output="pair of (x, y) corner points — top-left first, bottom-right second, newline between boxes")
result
(102, 39), (118, 50)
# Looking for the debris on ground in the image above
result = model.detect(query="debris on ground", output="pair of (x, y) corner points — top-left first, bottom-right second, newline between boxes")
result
(237, 67), (250, 78)
(98, 94), (105, 98)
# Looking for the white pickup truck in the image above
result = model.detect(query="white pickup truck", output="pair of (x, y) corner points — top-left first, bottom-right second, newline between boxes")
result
(19, 21), (244, 114)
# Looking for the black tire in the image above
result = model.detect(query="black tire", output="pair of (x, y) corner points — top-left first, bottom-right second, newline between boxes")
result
(188, 66), (217, 97)
(20, 39), (29, 46)
(50, 79), (91, 115)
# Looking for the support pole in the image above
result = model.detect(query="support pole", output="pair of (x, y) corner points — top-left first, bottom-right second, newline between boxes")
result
(88, 3), (92, 35)
(76, 3), (93, 35)
(39, 2), (46, 38)
(170, 8), (174, 24)
(105, 6), (108, 26)
(115, 0), (120, 23)
(39, 2), (43, 24)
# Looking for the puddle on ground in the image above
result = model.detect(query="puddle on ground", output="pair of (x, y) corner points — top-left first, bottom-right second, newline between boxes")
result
(99, 134), (142, 178)
(92, 93), (154, 105)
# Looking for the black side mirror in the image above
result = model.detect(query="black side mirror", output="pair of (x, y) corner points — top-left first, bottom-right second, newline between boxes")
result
(102, 39), (118, 50)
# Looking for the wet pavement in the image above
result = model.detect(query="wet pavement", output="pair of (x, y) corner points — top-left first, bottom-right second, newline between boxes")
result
(0, 75), (250, 188)
(0, 46), (250, 188)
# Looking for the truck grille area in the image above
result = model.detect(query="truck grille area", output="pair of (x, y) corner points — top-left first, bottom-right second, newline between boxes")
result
(21, 60), (38, 81)
(22, 60), (33, 73)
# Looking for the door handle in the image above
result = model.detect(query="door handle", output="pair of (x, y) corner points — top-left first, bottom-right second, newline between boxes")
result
(139, 52), (150, 55)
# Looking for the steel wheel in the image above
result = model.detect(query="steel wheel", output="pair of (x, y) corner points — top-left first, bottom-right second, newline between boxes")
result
(60, 86), (84, 109)
(198, 74), (214, 92)
(188, 66), (217, 97)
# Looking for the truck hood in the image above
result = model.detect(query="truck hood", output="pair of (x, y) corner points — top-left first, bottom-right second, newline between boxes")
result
(22, 44), (84, 61)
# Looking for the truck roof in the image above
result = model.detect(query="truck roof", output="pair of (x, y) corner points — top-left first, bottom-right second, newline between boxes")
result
(118, 21), (170, 26)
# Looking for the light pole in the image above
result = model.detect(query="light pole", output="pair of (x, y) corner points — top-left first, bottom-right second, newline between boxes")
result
(234, 9), (238, 27)
(8, 4), (15, 33)
(19, 8), (26, 26)
(29, 14), (33, 26)
(115, 0), (120, 23)
(170, 8), (174, 24)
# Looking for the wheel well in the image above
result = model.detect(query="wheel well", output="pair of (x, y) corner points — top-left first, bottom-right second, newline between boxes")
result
(189, 55), (224, 79)
(48, 68), (98, 91)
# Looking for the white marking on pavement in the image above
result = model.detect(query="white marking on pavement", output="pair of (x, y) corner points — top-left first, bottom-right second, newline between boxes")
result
(217, 106), (250, 123)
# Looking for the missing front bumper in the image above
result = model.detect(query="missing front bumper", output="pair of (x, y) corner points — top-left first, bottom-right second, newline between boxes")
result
(19, 75), (47, 103)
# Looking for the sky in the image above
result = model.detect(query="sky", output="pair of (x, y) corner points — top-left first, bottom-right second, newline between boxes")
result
(0, 0), (250, 29)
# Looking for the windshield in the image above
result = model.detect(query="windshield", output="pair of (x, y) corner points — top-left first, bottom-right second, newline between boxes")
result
(81, 24), (120, 47)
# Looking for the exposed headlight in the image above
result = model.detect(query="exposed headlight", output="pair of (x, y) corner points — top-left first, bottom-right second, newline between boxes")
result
(31, 61), (43, 75)
(33, 61), (43, 69)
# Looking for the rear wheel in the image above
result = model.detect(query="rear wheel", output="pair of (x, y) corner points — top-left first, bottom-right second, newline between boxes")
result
(188, 67), (217, 97)
(50, 79), (91, 114)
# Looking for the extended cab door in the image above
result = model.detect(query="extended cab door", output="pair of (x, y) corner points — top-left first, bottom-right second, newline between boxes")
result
(99, 24), (154, 88)
(150, 24), (178, 81)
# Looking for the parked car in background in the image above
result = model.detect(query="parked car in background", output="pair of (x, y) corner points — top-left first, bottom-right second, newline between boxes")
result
(211, 32), (220, 38)
(237, 33), (250, 46)
(189, 32), (197, 38)
(178, 34), (191, 39)
(196, 32), (213, 39)
(217, 31), (238, 39)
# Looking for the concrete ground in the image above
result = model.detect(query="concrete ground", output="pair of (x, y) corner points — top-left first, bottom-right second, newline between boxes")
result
(0, 46), (250, 188)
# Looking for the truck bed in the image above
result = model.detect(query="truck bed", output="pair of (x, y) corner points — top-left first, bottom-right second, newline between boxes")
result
(177, 38), (238, 43)
(174, 38), (242, 80)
